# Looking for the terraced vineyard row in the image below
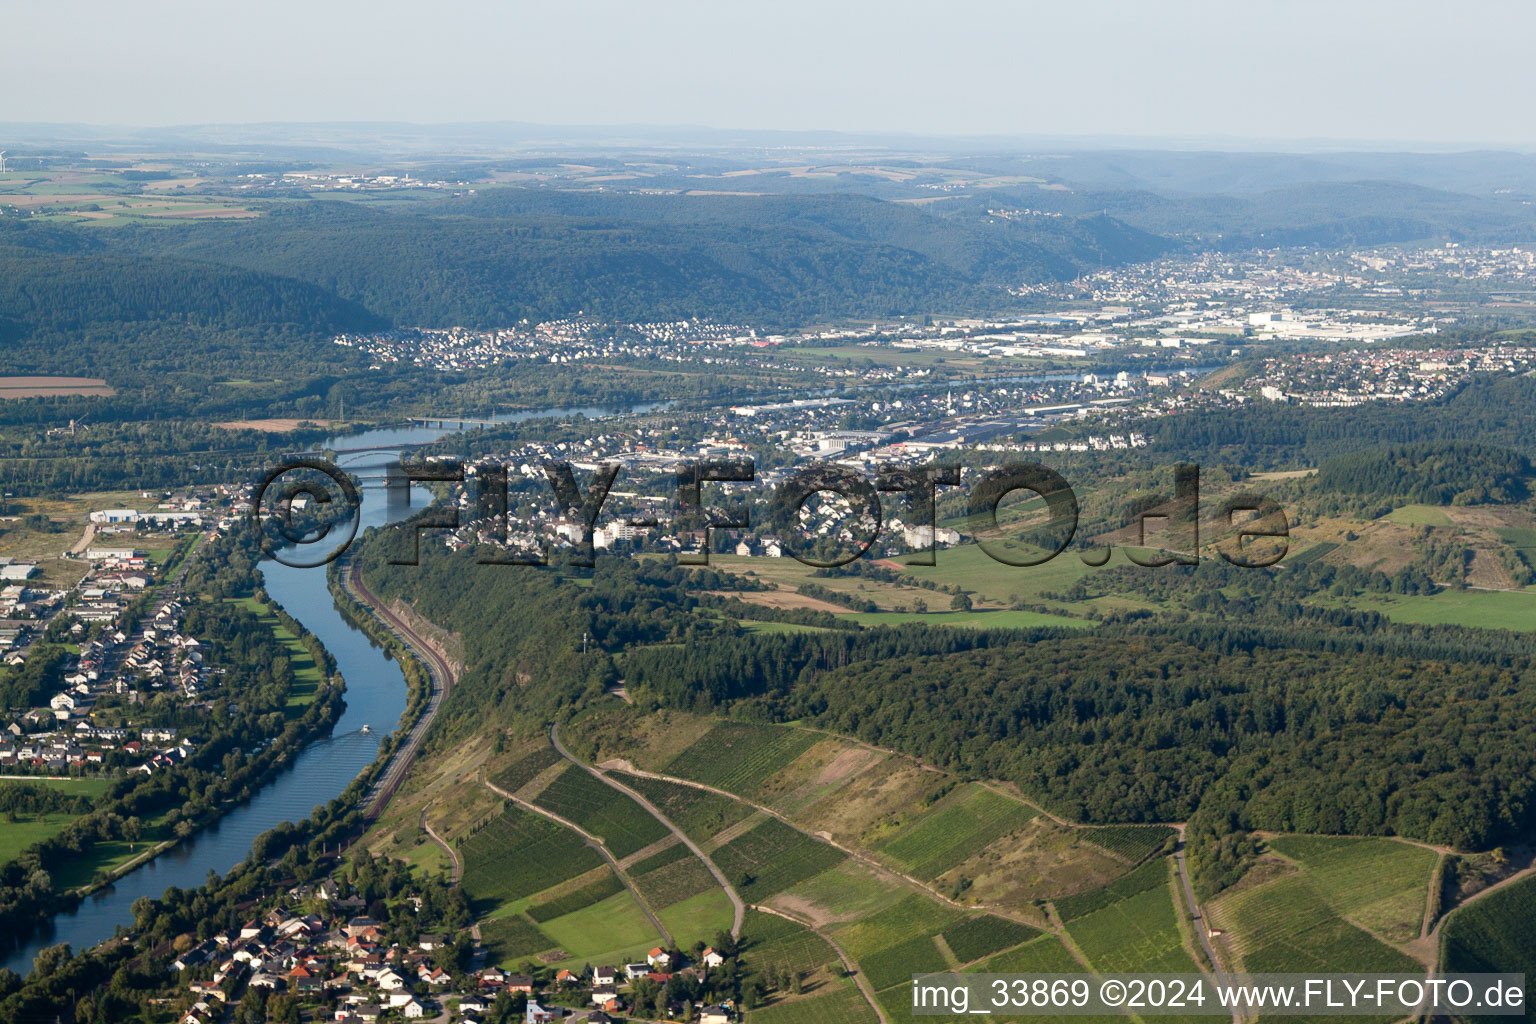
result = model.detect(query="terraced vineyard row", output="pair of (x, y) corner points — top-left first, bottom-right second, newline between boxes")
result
(460, 804), (604, 909)
(875, 784), (1036, 880)
(665, 721), (821, 796)
(711, 817), (847, 899)
(1081, 825), (1176, 865)
(622, 771), (755, 839)
(534, 763), (670, 858)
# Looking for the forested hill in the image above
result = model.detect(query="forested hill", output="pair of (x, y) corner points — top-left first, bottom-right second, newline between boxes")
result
(0, 251), (384, 385)
(94, 192), (1169, 327)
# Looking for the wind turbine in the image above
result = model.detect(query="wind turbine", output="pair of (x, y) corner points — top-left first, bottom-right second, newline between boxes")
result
(0, 152), (7, 174)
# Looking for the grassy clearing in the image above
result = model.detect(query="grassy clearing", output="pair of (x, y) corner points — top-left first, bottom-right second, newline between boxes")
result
(658, 887), (736, 944)
(1381, 504), (1453, 526)
(0, 814), (82, 866)
(844, 608), (1090, 630)
(541, 889), (667, 968)
(1346, 588), (1536, 632)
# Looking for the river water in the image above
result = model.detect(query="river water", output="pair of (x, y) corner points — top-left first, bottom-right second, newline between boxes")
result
(0, 405), (642, 975)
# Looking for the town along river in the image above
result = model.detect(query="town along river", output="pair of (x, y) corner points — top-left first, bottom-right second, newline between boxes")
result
(1, 406), (639, 975)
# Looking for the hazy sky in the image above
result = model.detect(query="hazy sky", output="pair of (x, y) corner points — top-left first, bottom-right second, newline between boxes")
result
(6, 0), (1534, 145)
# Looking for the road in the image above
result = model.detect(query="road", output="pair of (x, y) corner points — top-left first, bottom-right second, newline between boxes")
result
(342, 558), (455, 819)
(1171, 827), (1241, 1024)
(751, 903), (888, 1024)
(550, 722), (745, 939)
(420, 806), (462, 884)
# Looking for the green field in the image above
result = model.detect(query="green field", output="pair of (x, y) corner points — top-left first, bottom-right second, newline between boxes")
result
(711, 818), (847, 899)
(1055, 857), (1172, 923)
(0, 814), (82, 866)
(459, 804), (604, 913)
(527, 871), (624, 922)
(1441, 873), (1536, 1022)
(481, 913), (557, 964)
(861, 933), (949, 990)
(845, 608), (1091, 630)
(1346, 587), (1536, 632)
(533, 764), (670, 858)
(539, 889), (667, 967)
(657, 887), (736, 943)
(1381, 504), (1453, 526)
(665, 722), (822, 796)
(874, 784), (1037, 880)
(978, 933), (1085, 973)
(1264, 835), (1436, 944)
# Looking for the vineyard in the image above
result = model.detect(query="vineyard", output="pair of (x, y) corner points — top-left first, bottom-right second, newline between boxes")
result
(1054, 857), (1168, 922)
(940, 915), (1040, 965)
(750, 982), (878, 1024)
(1064, 869), (1200, 974)
(459, 804), (604, 911)
(533, 763), (671, 858)
(1212, 872), (1419, 973)
(664, 722), (821, 796)
(627, 839), (690, 876)
(491, 745), (562, 794)
(979, 933), (1084, 973)
(1081, 825), (1176, 865)
(633, 854), (722, 908)
(861, 933), (948, 991)
(743, 910), (843, 978)
(480, 913), (556, 964)
(1264, 835), (1435, 944)
(711, 817), (847, 899)
(622, 772), (755, 839)
(874, 784), (1036, 880)
(831, 893), (964, 961)
(1441, 872), (1536, 1022)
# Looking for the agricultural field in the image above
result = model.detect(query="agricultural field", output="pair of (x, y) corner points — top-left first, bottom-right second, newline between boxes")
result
(490, 745), (562, 794)
(0, 375), (115, 399)
(458, 804), (604, 913)
(1440, 873), (1536, 1022)
(1208, 872), (1421, 974)
(1347, 587), (1536, 632)
(939, 915), (1040, 965)
(742, 910), (844, 978)
(1381, 504), (1454, 526)
(526, 872), (624, 922)
(632, 853), (722, 908)
(1081, 825), (1177, 864)
(829, 892), (964, 962)
(664, 721), (823, 796)
(532, 763), (670, 857)
(1264, 835), (1436, 944)
(479, 913), (556, 965)
(710, 818), (848, 899)
(861, 933), (950, 990)
(1063, 860), (1200, 974)
(873, 784), (1037, 880)
(620, 773), (755, 839)
(977, 933), (1086, 973)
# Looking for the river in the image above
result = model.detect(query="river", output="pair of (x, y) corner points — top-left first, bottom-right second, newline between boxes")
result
(0, 404), (651, 975)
